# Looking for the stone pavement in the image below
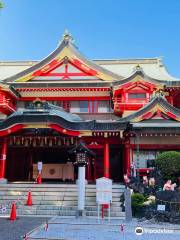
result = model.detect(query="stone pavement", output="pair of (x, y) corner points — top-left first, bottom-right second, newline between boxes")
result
(0, 216), (50, 240)
(27, 217), (180, 240)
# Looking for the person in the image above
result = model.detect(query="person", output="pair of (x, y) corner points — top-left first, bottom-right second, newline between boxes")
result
(170, 183), (176, 191)
(163, 180), (172, 191)
(123, 174), (130, 186)
(130, 162), (136, 177)
(143, 176), (148, 185)
(149, 177), (155, 187)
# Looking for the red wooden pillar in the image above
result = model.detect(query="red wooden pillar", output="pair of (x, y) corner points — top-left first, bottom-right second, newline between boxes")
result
(124, 144), (131, 176)
(0, 139), (8, 182)
(104, 142), (110, 178)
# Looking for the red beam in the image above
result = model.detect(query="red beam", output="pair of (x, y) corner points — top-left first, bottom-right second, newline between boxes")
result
(20, 96), (110, 101)
(48, 124), (80, 137)
(130, 144), (180, 149)
(44, 72), (91, 77)
(17, 88), (110, 92)
(0, 124), (24, 137)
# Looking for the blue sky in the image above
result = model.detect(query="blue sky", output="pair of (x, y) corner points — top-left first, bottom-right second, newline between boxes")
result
(0, 0), (180, 77)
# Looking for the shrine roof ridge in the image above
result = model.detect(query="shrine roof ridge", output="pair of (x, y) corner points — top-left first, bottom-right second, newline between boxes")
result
(118, 95), (180, 122)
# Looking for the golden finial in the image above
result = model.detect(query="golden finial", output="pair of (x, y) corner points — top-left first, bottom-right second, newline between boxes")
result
(136, 64), (141, 70)
(62, 29), (73, 42)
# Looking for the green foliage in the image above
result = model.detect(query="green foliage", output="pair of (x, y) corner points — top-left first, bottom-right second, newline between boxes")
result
(0, 1), (4, 9)
(131, 193), (147, 217)
(156, 151), (180, 181)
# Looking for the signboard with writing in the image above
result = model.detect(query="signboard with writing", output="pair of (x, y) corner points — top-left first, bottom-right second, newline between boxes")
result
(38, 162), (43, 171)
(96, 177), (112, 204)
(157, 204), (166, 211)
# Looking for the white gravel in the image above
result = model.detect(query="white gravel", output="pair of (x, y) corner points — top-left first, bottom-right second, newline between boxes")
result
(28, 217), (180, 240)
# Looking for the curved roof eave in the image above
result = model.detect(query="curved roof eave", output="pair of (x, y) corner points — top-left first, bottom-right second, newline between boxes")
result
(0, 112), (128, 132)
(112, 68), (180, 87)
(112, 69), (165, 86)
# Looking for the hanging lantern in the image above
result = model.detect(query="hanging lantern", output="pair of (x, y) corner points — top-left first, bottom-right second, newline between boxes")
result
(57, 137), (61, 146)
(68, 141), (95, 167)
(37, 137), (40, 146)
(75, 152), (87, 166)
(53, 137), (56, 145)
(29, 137), (32, 145)
(9, 138), (13, 146)
(16, 137), (20, 145)
(25, 138), (29, 147)
(48, 138), (51, 147)
(40, 137), (44, 147)
(33, 138), (36, 147)
(21, 137), (25, 145)
(66, 139), (70, 146)
(44, 137), (47, 145)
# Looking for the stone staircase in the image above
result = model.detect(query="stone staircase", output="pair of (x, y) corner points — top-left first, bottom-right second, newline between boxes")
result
(0, 183), (125, 218)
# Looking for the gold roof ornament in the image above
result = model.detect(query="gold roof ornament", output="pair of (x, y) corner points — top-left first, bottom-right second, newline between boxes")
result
(63, 29), (74, 43)
(135, 64), (142, 71)
(154, 88), (165, 98)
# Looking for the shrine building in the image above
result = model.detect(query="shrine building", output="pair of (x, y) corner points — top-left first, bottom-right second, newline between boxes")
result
(0, 32), (179, 183)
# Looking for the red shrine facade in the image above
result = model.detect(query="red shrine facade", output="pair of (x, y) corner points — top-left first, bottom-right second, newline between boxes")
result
(0, 32), (179, 183)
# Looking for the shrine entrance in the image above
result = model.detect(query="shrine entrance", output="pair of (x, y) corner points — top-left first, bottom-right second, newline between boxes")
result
(6, 146), (77, 182)
(5, 133), (82, 182)
(2, 129), (125, 183)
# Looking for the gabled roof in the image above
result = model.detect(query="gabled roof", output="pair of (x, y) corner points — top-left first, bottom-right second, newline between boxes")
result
(1, 58), (180, 85)
(98, 58), (180, 82)
(112, 66), (180, 88)
(113, 65), (167, 86)
(119, 95), (180, 122)
(3, 31), (123, 83)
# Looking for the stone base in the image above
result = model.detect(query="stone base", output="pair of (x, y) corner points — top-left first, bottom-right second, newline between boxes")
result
(0, 178), (7, 184)
(76, 210), (86, 218)
(76, 179), (88, 185)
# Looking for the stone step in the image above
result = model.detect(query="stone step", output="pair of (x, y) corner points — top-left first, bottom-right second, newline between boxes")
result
(0, 183), (124, 187)
(0, 195), (122, 201)
(2, 204), (123, 213)
(0, 191), (123, 198)
(0, 187), (124, 191)
(0, 201), (122, 208)
(0, 196), (78, 201)
(0, 188), (77, 192)
(1, 209), (77, 216)
(0, 188), (124, 195)
(1, 209), (124, 217)
(0, 183), (125, 218)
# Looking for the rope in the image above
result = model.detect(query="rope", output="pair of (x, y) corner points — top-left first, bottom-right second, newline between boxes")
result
(156, 198), (180, 204)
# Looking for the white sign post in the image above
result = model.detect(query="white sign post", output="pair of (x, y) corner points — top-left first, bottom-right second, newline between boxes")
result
(96, 177), (112, 222)
(37, 162), (42, 172)
(77, 166), (86, 216)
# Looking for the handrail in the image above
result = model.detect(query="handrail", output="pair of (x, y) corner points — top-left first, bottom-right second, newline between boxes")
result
(59, 185), (67, 216)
